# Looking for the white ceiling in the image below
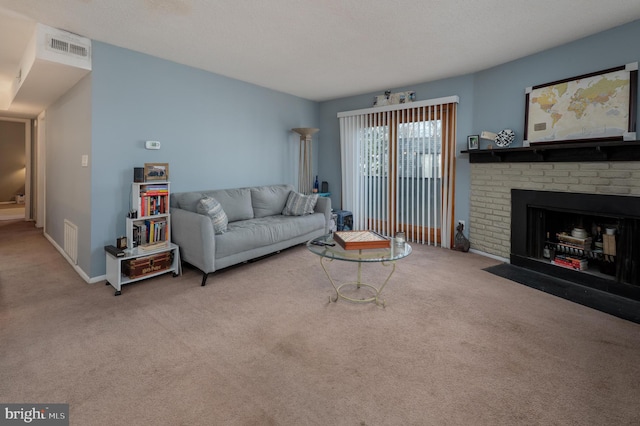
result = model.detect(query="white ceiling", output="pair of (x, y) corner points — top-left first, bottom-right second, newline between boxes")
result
(1, 0), (640, 115)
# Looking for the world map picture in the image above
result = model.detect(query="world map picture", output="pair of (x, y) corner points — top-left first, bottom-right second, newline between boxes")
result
(526, 66), (634, 143)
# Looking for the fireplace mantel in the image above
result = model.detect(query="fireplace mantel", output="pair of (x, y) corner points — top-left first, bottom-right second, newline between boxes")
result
(463, 140), (640, 163)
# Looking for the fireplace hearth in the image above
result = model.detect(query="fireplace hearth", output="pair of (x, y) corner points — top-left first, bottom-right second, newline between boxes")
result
(511, 189), (640, 302)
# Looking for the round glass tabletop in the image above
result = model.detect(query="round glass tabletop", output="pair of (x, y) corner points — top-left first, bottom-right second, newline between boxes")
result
(306, 233), (412, 263)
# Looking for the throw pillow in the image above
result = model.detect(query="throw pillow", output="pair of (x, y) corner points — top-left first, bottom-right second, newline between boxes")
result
(282, 191), (318, 216)
(196, 196), (228, 234)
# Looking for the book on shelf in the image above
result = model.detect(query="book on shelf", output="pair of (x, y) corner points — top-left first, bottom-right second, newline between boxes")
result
(131, 217), (169, 246)
(552, 254), (588, 271)
(144, 218), (167, 243)
(136, 184), (167, 216)
(141, 190), (168, 196)
(140, 184), (168, 191)
(138, 241), (169, 252)
(555, 233), (592, 250)
(139, 194), (168, 216)
(104, 245), (125, 257)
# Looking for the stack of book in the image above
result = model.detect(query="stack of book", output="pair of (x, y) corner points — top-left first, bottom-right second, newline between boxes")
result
(552, 254), (588, 271)
(104, 245), (125, 257)
(556, 233), (592, 251)
(132, 217), (168, 248)
(138, 184), (169, 217)
(138, 241), (169, 252)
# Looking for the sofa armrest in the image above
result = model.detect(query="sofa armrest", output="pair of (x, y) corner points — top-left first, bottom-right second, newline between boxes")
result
(314, 197), (332, 233)
(170, 207), (216, 274)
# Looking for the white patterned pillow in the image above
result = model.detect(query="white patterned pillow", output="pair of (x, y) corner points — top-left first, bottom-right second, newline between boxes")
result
(196, 196), (228, 234)
(282, 191), (318, 216)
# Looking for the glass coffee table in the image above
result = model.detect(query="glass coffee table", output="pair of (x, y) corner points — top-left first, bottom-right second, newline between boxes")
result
(306, 233), (412, 307)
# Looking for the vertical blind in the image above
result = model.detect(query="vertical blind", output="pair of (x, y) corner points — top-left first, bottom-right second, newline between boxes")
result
(338, 96), (458, 248)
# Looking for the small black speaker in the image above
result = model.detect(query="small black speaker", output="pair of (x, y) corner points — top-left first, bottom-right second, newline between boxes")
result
(133, 167), (145, 182)
(321, 181), (328, 193)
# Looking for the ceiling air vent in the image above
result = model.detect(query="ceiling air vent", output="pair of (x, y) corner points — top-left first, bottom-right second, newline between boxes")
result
(69, 43), (88, 57)
(46, 35), (90, 59)
(50, 37), (68, 53)
(6, 23), (92, 114)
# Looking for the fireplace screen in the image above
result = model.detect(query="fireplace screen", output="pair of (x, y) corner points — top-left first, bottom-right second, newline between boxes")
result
(528, 208), (621, 278)
(511, 189), (640, 300)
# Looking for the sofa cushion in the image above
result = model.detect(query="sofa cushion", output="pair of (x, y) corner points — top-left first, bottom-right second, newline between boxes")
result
(251, 185), (293, 218)
(196, 196), (228, 234)
(172, 192), (204, 212)
(202, 188), (254, 222)
(282, 191), (318, 216)
(215, 214), (325, 258)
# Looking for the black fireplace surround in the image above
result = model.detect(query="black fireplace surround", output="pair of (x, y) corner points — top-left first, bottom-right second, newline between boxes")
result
(511, 189), (640, 302)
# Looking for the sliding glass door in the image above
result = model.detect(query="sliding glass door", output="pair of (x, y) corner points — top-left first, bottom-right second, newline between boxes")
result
(339, 97), (457, 246)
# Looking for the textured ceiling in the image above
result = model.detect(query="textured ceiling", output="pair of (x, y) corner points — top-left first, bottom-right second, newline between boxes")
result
(1, 0), (640, 106)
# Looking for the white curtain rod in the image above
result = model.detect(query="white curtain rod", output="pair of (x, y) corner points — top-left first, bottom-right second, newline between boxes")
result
(337, 95), (459, 118)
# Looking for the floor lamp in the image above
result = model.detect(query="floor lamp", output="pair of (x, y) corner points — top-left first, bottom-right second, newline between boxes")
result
(292, 127), (319, 194)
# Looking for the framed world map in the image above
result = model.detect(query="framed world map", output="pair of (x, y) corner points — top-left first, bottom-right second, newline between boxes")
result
(524, 63), (637, 145)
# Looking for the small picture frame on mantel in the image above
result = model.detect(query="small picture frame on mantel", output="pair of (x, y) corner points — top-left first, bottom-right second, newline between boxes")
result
(467, 135), (479, 150)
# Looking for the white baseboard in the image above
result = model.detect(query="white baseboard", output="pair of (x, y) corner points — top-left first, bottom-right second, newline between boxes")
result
(44, 231), (105, 284)
(469, 248), (509, 263)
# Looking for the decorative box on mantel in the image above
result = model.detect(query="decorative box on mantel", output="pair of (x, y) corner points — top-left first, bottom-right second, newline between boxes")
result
(461, 140), (640, 163)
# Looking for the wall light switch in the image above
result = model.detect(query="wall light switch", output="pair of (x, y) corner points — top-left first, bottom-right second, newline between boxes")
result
(81, 154), (88, 167)
(145, 140), (161, 150)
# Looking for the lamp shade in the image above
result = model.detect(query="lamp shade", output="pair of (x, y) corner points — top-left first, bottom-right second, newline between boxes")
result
(292, 128), (319, 138)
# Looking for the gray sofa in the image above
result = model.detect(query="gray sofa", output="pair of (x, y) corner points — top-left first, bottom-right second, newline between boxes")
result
(170, 184), (331, 286)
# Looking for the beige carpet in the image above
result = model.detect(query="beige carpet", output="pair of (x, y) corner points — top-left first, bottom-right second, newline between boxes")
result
(1, 220), (638, 425)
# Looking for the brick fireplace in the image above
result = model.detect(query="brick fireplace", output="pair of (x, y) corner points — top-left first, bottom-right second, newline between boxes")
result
(469, 161), (640, 260)
(509, 189), (640, 300)
(468, 151), (640, 300)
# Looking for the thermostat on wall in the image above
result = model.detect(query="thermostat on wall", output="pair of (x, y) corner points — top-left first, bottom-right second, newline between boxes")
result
(145, 140), (161, 150)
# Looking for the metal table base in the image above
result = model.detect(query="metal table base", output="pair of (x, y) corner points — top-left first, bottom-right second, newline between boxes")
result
(319, 253), (397, 307)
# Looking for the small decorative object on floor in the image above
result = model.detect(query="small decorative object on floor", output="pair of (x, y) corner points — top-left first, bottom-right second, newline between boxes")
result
(453, 223), (470, 252)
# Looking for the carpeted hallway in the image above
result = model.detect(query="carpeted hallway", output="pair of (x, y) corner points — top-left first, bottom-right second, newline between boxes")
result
(1, 220), (638, 425)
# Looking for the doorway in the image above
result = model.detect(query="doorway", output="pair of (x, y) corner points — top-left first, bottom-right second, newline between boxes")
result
(0, 117), (31, 221)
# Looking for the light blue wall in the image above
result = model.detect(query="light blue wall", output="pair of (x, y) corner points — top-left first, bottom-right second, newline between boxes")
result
(45, 20), (640, 279)
(473, 21), (640, 148)
(83, 42), (318, 278)
(318, 19), (640, 235)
